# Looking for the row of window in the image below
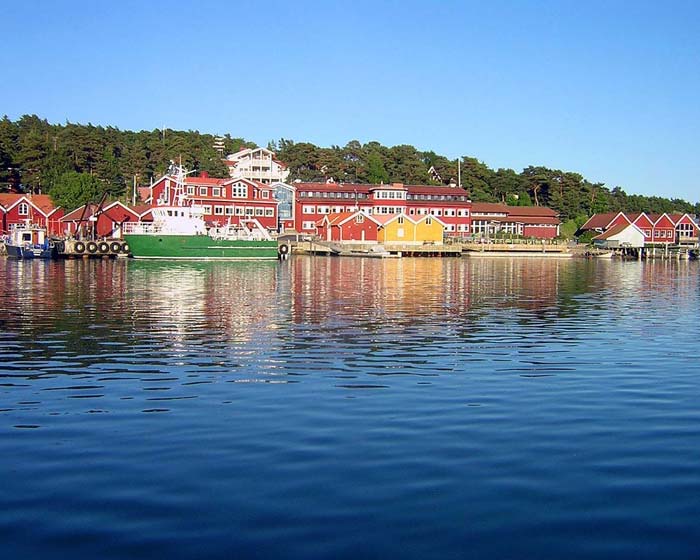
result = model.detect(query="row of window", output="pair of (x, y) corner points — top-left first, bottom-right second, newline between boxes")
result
(183, 184), (269, 199)
(303, 220), (471, 233)
(301, 205), (469, 217)
(201, 205), (275, 217)
(298, 191), (468, 202)
(374, 191), (406, 200)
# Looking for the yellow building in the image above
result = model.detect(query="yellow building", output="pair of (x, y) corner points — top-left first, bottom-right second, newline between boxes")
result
(414, 215), (445, 244)
(376, 213), (445, 245)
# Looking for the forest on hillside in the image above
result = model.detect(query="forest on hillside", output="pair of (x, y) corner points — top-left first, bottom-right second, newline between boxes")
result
(1, 115), (698, 229)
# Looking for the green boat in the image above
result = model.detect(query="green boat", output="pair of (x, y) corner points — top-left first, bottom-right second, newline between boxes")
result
(123, 205), (282, 260)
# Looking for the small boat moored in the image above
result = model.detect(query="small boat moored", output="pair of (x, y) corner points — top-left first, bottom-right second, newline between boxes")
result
(3, 224), (58, 259)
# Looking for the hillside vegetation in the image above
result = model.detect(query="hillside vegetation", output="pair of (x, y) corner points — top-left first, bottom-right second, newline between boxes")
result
(2, 115), (697, 227)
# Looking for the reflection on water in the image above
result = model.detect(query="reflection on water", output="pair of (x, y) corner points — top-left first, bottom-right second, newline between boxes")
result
(0, 256), (699, 559)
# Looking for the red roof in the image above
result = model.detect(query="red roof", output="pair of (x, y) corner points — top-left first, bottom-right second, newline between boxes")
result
(61, 203), (101, 221)
(471, 202), (559, 221)
(0, 193), (58, 214)
(592, 222), (643, 240)
(296, 182), (469, 198)
(580, 212), (627, 231)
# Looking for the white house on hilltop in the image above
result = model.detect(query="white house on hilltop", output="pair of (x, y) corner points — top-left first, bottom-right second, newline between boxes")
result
(224, 147), (290, 184)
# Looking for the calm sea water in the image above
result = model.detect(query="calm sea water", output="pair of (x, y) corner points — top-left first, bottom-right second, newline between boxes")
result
(0, 255), (698, 559)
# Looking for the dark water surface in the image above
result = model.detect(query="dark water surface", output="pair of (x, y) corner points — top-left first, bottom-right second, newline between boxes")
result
(1, 256), (699, 559)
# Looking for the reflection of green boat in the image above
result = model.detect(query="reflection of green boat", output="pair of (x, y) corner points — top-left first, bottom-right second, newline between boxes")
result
(123, 165), (281, 261)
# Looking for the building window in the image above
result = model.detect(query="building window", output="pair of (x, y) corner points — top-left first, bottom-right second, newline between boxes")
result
(255, 208), (264, 216)
(265, 208), (274, 216)
(356, 214), (365, 224)
(303, 205), (315, 214)
(18, 202), (29, 216)
(245, 207), (254, 215)
(232, 183), (248, 198)
(235, 207), (244, 216)
(426, 217), (432, 225)
(261, 191), (270, 199)
(398, 216), (404, 224)
(302, 221), (316, 230)
(187, 186), (195, 195)
(199, 187), (208, 196)
(202, 205), (212, 214)
(214, 206), (224, 215)
(225, 206), (234, 215)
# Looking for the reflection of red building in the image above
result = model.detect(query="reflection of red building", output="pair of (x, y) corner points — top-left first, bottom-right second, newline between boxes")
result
(0, 194), (64, 235)
(146, 172), (278, 231)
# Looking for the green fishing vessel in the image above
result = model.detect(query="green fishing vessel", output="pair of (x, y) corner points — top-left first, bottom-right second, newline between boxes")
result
(123, 166), (283, 260)
(124, 232), (279, 260)
(124, 207), (281, 260)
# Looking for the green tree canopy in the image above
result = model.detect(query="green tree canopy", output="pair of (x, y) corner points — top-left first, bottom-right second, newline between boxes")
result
(49, 171), (101, 210)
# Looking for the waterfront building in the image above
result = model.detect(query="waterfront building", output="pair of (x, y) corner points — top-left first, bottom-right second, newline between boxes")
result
(470, 203), (561, 239)
(146, 172), (279, 233)
(316, 210), (381, 243)
(294, 181), (471, 237)
(271, 182), (296, 231)
(0, 193), (64, 235)
(581, 212), (699, 246)
(592, 223), (646, 249)
(224, 147), (290, 184)
(375, 213), (446, 245)
(60, 202), (149, 238)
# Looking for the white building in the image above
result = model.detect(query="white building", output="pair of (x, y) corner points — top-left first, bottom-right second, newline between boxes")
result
(224, 147), (290, 184)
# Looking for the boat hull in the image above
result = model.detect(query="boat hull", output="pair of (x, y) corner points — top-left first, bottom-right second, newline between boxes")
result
(5, 244), (57, 259)
(123, 234), (280, 260)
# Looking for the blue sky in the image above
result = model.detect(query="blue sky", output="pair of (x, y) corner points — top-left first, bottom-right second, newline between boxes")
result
(2, 0), (699, 203)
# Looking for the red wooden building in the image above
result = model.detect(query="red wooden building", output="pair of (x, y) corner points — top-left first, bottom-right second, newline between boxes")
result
(146, 172), (278, 232)
(470, 203), (561, 239)
(581, 212), (699, 245)
(316, 211), (381, 242)
(61, 201), (149, 238)
(294, 181), (472, 237)
(0, 194), (64, 235)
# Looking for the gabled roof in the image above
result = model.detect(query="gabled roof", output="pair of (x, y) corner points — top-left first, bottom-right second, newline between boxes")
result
(413, 214), (447, 227)
(632, 213), (654, 227)
(61, 203), (101, 222)
(319, 210), (382, 228)
(592, 222), (644, 241)
(652, 213), (676, 227)
(580, 212), (629, 231)
(0, 193), (58, 215)
(61, 201), (143, 222)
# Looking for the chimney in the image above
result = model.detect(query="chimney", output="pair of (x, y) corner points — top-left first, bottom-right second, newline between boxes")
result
(200, 171), (209, 178)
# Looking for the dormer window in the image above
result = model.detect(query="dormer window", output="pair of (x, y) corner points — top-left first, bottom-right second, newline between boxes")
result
(18, 202), (29, 216)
